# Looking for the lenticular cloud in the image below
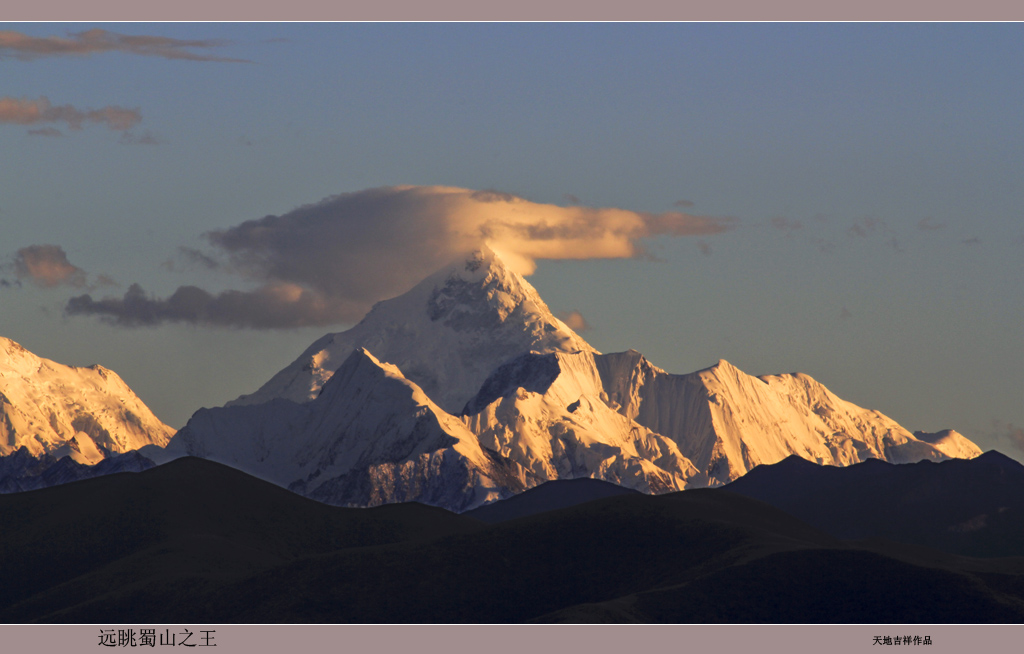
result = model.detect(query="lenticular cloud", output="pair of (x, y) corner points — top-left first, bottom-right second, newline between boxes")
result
(66, 185), (735, 329)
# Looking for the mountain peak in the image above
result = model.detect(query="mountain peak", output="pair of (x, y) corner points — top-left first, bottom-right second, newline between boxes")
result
(229, 248), (596, 414)
(695, 358), (744, 377)
(911, 429), (983, 460)
(0, 335), (174, 461)
(973, 450), (1024, 471)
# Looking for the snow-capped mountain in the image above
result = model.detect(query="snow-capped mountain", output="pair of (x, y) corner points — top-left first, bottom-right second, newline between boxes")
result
(228, 245), (594, 415)
(912, 429), (982, 459)
(0, 336), (174, 465)
(593, 350), (981, 485)
(160, 348), (535, 511)
(462, 349), (704, 493)
(166, 247), (981, 511)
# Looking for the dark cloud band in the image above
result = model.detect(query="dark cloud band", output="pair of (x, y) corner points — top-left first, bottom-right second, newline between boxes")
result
(66, 283), (353, 329)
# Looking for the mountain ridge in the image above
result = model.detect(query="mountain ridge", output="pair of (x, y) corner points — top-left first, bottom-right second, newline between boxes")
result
(163, 248), (982, 511)
(723, 450), (1024, 557)
(0, 336), (174, 465)
(161, 347), (538, 511)
(5, 456), (1024, 624)
(228, 245), (595, 415)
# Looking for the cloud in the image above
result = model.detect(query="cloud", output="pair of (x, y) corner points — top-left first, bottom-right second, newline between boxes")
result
(67, 282), (348, 329)
(94, 274), (118, 288)
(563, 194), (582, 205)
(917, 217), (946, 231)
(673, 199), (695, 208)
(162, 247), (222, 273)
(0, 28), (250, 63)
(962, 237), (981, 246)
(7, 244), (87, 288)
(558, 310), (590, 332)
(2, 244), (116, 290)
(65, 185), (737, 329)
(0, 96), (141, 132)
(697, 240), (713, 256)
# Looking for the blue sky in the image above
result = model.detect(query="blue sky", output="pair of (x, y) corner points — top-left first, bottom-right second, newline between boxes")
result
(2, 23), (1022, 458)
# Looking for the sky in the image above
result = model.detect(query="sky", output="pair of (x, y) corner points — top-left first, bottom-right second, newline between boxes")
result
(1, 23), (1022, 460)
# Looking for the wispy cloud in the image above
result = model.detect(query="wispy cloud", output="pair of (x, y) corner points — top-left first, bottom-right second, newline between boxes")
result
(4, 244), (87, 288)
(673, 199), (695, 208)
(65, 185), (737, 329)
(0, 28), (250, 63)
(558, 310), (590, 332)
(162, 247), (222, 273)
(697, 240), (713, 256)
(0, 96), (141, 132)
(962, 237), (981, 246)
(2, 244), (116, 290)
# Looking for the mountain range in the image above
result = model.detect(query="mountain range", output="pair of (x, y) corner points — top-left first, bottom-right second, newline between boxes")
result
(2, 247), (983, 509)
(142, 246), (980, 511)
(723, 450), (1024, 558)
(0, 336), (172, 466)
(0, 245), (1019, 624)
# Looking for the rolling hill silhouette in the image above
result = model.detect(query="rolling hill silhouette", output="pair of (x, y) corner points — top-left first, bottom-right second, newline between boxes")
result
(723, 451), (1024, 558)
(3, 457), (1024, 623)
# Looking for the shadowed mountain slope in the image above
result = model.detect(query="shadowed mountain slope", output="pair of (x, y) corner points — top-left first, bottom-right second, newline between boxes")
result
(722, 451), (1024, 557)
(4, 457), (1024, 623)
(0, 457), (481, 621)
(462, 477), (642, 523)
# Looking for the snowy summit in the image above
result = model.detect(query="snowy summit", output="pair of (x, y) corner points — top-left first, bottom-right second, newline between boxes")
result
(0, 336), (174, 465)
(158, 248), (982, 511)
